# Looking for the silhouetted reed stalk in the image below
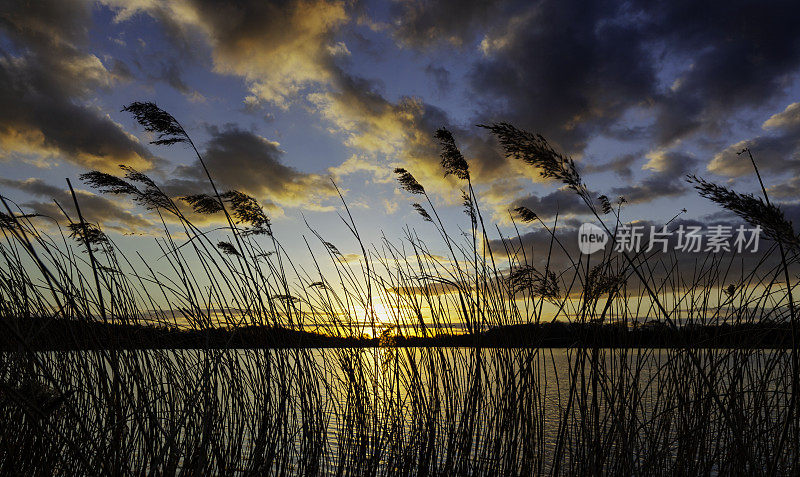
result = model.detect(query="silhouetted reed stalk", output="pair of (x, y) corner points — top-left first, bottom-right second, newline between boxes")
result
(0, 103), (797, 474)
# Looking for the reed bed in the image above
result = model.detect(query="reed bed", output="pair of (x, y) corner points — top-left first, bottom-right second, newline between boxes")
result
(0, 103), (798, 475)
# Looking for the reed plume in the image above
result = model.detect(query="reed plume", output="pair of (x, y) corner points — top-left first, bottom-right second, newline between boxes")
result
(394, 168), (425, 195)
(688, 174), (799, 248)
(216, 241), (240, 256)
(412, 203), (433, 222)
(514, 206), (538, 223)
(121, 102), (189, 146)
(435, 128), (470, 181)
(479, 122), (581, 191)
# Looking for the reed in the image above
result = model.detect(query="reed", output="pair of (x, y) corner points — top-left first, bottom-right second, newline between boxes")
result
(0, 103), (797, 475)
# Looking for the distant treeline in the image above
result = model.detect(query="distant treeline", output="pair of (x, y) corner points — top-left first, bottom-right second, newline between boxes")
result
(0, 318), (794, 350)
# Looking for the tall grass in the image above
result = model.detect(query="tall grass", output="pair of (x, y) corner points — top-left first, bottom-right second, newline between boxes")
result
(0, 103), (798, 475)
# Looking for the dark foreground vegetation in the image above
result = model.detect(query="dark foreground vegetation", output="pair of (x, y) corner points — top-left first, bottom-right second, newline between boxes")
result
(3, 317), (798, 350)
(2, 102), (800, 475)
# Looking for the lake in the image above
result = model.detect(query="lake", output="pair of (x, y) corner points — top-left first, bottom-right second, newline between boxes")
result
(2, 347), (794, 474)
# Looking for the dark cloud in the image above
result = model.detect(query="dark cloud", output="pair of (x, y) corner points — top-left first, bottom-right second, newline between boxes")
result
(769, 177), (800, 200)
(488, 150), (696, 224)
(0, 0), (160, 172)
(170, 126), (335, 209)
(0, 177), (153, 233)
(159, 61), (190, 93)
(444, 0), (800, 154)
(390, 0), (502, 48)
(488, 152), (698, 222)
(469, 0), (656, 153)
(0, 0), (88, 49)
(611, 151), (699, 204)
(424, 64), (451, 96)
(487, 225), (579, 274)
(509, 188), (589, 222)
(487, 214), (785, 298)
(148, 61), (203, 101)
(108, 58), (134, 82)
(583, 152), (642, 180)
(643, 0), (800, 146)
(709, 102), (800, 178)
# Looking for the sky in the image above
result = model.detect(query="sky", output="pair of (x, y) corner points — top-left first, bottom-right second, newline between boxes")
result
(1, 0), (800, 320)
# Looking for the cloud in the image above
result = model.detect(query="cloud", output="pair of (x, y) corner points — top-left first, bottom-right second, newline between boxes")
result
(506, 188), (588, 222)
(106, 0), (467, 207)
(100, 0), (800, 215)
(647, 1), (800, 146)
(769, 177), (800, 200)
(468, 0), (656, 153)
(424, 64), (451, 96)
(0, 0), (160, 172)
(389, 0), (501, 48)
(169, 126), (335, 210)
(309, 72), (419, 156)
(103, 0), (543, 208)
(329, 154), (394, 183)
(487, 214), (786, 298)
(611, 150), (699, 204)
(763, 102), (800, 130)
(311, 68), (544, 205)
(307, 73), (465, 200)
(483, 148), (697, 224)
(105, 0), (349, 109)
(583, 152), (641, 181)
(709, 102), (800, 177)
(386, 0), (800, 206)
(149, 61), (205, 102)
(0, 177), (153, 233)
(0, 0), (378, 217)
(338, 253), (362, 263)
(389, 0), (800, 158)
(103, 0), (523, 202)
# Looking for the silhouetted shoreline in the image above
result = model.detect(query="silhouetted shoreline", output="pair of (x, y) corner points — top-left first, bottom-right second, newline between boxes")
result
(2, 318), (794, 350)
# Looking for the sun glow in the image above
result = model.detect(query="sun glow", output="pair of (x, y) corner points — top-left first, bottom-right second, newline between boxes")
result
(346, 302), (401, 337)
(370, 302), (398, 325)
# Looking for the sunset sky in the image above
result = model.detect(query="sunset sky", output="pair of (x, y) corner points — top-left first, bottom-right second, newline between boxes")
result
(2, 0), (800, 304)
